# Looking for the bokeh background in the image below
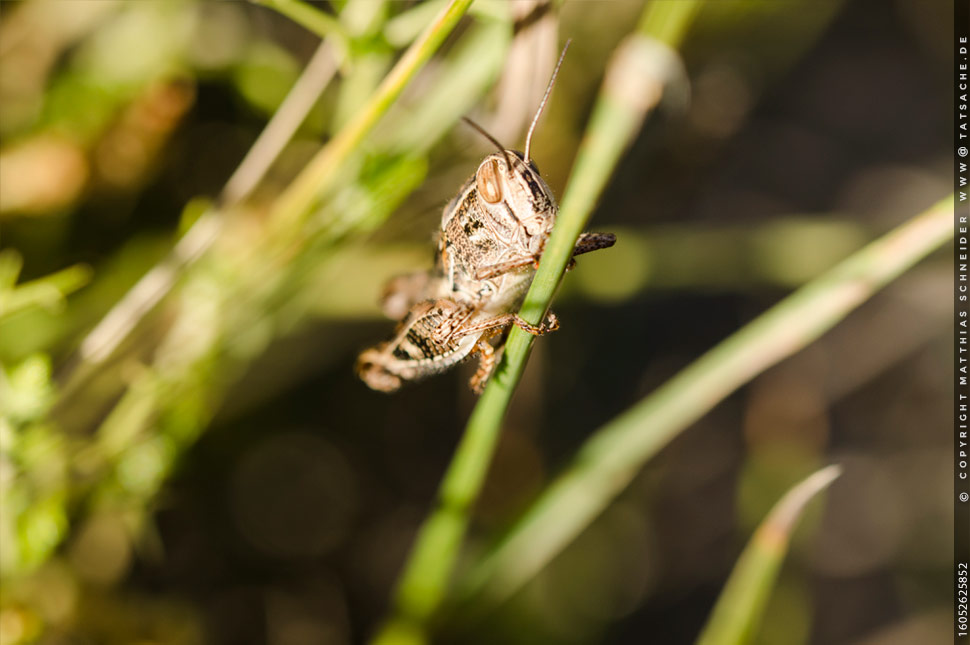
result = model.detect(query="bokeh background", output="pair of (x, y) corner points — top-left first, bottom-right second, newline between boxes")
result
(0, 1), (954, 644)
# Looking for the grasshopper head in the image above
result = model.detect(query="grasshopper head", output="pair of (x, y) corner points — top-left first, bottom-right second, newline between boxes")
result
(474, 151), (557, 247)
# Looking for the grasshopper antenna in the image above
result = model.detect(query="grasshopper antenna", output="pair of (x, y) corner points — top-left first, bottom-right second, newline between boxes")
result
(524, 39), (571, 164)
(462, 116), (514, 173)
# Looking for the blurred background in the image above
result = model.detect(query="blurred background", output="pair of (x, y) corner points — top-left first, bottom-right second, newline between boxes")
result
(0, 0), (954, 644)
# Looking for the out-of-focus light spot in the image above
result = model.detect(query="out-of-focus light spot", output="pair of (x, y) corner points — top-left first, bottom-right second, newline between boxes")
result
(2, 355), (53, 424)
(689, 61), (754, 140)
(17, 498), (68, 570)
(854, 609), (951, 645)
(25, 561), (79, 624)
(73, 3), (192, 88)
(0, 606), (42, 645)
(530, 502), (656, 637)
(69, 513), (132, 586)
(0, 137), (88, 217)
(233, 42), (300, 117)
(810, 455), (905, 576)
(155, 275), (222, 371)
(231, 433), (357, 558)
(117, 436), (174, 496)
(837, 165), (948, 225)
(750, 218), (868, 284)
(265, 579), (350, 645)
(228, 314), (274, 362)
(41, 75), (117, 143)
(188, 4), (249, 71)
(743, 368), (830, 454)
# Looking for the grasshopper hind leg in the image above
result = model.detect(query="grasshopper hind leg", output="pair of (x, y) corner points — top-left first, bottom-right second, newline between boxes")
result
(450, 310), (559, 340)
(465, 308), (557, 393)
(469, 337), (497, 393)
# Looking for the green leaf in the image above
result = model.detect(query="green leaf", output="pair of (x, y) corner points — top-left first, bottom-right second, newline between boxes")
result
(696, 465), (842, 645)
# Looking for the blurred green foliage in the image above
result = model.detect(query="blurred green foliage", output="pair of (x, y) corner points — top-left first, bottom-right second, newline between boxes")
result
(0, 1), (954, 644)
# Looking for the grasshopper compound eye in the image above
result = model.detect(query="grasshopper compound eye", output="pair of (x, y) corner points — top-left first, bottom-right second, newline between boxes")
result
(476, 158), (504, 204)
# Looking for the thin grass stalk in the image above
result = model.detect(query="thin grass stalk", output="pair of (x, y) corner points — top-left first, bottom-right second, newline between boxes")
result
(221, 39), (339, 206)
(374, 3), (703, 643)
(0, 259), (92, 320)
(695, 465), (843, 645)
(269, 0), (475, 230)
(458, 195), (952, 611)
(252, 0), (349, 44)
(64, 0), (472, 384)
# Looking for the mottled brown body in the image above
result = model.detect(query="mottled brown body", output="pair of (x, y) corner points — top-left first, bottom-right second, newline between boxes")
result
(356, 146), (615, 393)
(357, 299), (481, 392)
(438, 151), (556, 312)
(356, 294), (559, 393)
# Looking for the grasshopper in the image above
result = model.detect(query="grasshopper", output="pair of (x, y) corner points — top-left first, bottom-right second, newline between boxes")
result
(357, 42), (615, 393)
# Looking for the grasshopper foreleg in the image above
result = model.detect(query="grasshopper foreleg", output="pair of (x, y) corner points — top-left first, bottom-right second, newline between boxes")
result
(473, 232), (617, 280)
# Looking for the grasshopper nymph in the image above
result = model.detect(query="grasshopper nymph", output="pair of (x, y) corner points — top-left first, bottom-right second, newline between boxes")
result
(358, 41), (615, 393)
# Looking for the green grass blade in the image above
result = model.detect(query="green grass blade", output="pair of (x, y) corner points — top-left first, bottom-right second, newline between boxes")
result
(459, 195), (951, 611)
(0, 258), (93, 320)
(374, 3), (703, 643)
(638, 0), (704, 46)
(696, 465), (842, 645)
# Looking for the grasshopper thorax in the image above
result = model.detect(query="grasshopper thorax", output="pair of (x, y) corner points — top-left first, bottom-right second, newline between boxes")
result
(437, 148), (557, 308)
